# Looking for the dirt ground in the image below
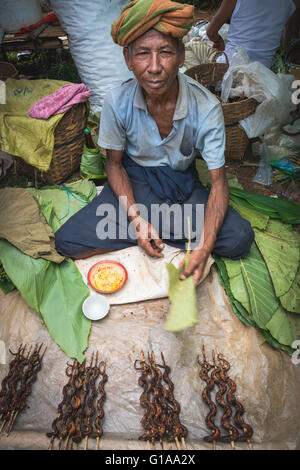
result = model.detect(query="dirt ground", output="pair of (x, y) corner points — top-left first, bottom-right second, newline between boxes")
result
(225, 144), (300, 205)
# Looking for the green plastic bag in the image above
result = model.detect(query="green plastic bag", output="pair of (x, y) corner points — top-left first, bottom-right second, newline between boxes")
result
(80, 145), (107, 180)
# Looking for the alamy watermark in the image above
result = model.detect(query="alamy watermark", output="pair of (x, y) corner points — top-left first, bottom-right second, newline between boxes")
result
(0, 80), (6, 105)
(0, 340), (6, 365)
(95, 197), (204, 250)
(291, 80), (300, 105)
(291, 340), (300, 365)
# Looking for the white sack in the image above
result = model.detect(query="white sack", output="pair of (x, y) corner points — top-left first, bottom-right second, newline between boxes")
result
(50, 0), (132, 113)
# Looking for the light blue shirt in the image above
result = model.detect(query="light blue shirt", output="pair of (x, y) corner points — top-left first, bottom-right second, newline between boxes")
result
(98, 72), (225, 171)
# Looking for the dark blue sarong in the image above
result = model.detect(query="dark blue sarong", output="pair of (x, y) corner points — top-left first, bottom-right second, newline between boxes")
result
(55, 154), (254, 259)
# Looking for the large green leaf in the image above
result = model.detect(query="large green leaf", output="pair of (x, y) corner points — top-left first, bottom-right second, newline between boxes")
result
(279, 266), (300, 314)
(0, 240), (91, 362)
(265, 305), (300, 347)
(214, 256), (256, 328)
(229, 187), (300, 224)
(222, 257), (251, 315)
(230, 200), (269, 230)
(164, 262), (198, 332)
(254, 220), (300, 298)
(240, 244), (279, 330)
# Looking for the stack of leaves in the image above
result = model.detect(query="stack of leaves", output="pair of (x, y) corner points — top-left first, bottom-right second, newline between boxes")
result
(0, 180), (97, 362)
(215, 189), (300, 355)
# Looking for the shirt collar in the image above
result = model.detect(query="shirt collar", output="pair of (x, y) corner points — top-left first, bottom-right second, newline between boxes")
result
(133, 72), (188, 120)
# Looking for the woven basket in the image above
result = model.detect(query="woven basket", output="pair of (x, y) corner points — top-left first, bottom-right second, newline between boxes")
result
(185, 57), (258, 159)
(0, 62), (18, 81)
(15, 102), (88, 184)
(225, 124), (249, 161)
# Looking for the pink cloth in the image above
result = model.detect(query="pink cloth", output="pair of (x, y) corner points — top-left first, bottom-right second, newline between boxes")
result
(28, 83), (91, 119)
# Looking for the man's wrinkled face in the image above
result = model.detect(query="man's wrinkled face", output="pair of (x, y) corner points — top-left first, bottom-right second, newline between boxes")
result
(123, 29), (185, 97)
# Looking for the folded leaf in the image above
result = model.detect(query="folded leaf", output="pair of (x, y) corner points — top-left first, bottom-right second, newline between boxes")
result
(164, 262), (198, 332)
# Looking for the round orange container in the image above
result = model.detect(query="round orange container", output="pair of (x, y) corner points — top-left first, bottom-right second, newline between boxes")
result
(88, 261), (127, 294)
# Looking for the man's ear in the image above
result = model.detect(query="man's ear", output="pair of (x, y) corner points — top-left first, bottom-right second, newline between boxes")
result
(123, 47), (133, 71)
(178, 46), (185, 68)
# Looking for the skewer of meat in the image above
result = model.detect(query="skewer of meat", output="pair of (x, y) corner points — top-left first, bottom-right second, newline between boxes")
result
(148, 352), (165, 450)
(216, 347), (253, 450)
(211, 351), (239, 450)
(197, 345), (220, 450)
(135, 351), (158, 449)
(70, 359), (87, 449)
(160, 352), (188, 450)
(94, 358), (108, 450)
(48, 358), (82, 450)
(85, 351), (100, 450)
(6, 344), (46, 435)
(83, 352), (96, 450)
(0, 345), (33, 430)
(0, 344), (25, 415)
(1, 345), (42, 435)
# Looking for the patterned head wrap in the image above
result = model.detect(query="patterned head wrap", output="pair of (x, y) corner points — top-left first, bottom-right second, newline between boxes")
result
(111, 0), (194, 47)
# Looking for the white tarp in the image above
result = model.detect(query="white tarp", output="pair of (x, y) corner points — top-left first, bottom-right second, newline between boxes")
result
(1, 268), (300, 450)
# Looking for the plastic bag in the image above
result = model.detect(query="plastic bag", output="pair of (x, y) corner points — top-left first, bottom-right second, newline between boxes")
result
(221, 46), (297, 138)
(252, 139), (273, 186)
(80, 146), (106, 180)
(50, 0), (132, 113)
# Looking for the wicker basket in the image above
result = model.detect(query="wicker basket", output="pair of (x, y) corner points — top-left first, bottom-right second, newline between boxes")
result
(185, 58), (259, 159)
(0, 62), (18, 81)
(15, 102), (88, 184)
(225, 124), (249, 161)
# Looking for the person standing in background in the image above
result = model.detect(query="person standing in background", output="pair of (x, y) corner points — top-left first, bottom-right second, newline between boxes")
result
(206, 0), (296, 68)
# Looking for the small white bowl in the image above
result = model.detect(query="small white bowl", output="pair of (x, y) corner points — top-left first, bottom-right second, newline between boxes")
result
(82, 294), (110, 321)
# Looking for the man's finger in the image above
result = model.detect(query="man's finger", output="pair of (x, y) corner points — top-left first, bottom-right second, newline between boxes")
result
(142, 240), (164, 258)
(193, 267), (204, 287)
(179, 258), (199, 280)
(151, 238), (164, 251)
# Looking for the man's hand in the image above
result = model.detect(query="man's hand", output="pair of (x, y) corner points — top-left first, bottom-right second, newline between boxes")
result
(179, 248), (210, 286)
(131, 216), (165, 258)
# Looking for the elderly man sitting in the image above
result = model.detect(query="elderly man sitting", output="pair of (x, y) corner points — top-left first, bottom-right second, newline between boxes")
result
(55, 0), (254, 285)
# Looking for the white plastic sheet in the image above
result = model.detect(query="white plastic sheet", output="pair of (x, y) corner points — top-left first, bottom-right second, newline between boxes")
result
(221, 47), (296, 138)
(1, 268), (300, 450)
(50, 0), (132, 113)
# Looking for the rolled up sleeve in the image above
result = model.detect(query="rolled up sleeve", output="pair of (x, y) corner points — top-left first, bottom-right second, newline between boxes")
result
(196, 103), (226, 170)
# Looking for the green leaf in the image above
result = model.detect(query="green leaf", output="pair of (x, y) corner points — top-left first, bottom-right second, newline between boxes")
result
(254, 220), (300, 298)
(164, 262), (198, 332)
(222, 258), (252, 315)
(229, 187), (300, 224)
(230, 200), (269, 230)
(0, 240), (91, 362)
(279, 267), (300, 314)
(265, 305), (300, 347)
(27, 179), (97, 231)
(240, 244), (279, 330)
